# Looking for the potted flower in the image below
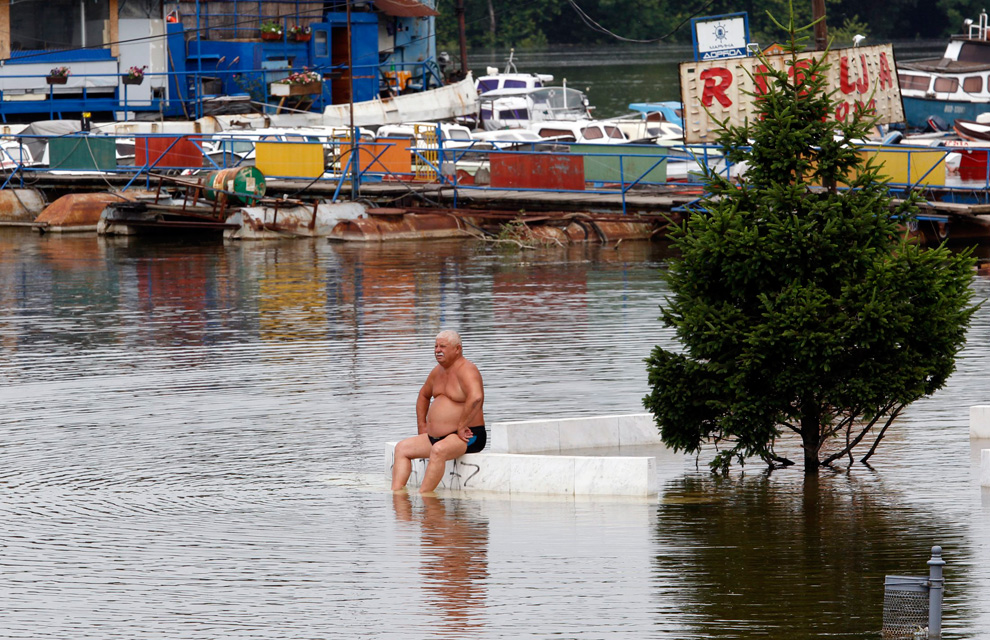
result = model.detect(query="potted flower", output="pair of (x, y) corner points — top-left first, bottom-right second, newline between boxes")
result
(260, 20), (283, 41)
(289, 25), (311, 42)
(270, 69), (323, 96)
(123, 65), (147, 86)
(46, 66), (70, 85)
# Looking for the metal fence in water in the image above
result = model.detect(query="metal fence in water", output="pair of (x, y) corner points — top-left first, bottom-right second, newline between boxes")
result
(882, 546), (946, 639)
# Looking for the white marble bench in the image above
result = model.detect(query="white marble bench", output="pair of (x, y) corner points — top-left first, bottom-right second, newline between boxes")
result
(385, 413), (663, 496)
(971, 406), (990, 439)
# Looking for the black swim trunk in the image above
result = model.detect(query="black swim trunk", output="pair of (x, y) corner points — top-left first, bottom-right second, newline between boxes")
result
(428, 425), (487, 454)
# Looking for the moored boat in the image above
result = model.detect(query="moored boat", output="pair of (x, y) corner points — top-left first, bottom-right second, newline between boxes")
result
(898, 11), (990, 128)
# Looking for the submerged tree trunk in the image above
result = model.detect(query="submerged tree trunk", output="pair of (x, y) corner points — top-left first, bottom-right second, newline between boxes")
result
(800, 397), (821, 475)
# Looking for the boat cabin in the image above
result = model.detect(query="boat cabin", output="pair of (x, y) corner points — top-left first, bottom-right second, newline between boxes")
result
(530, 120), (627, 144)
(897, 11), (990, 127)
(478, 86), (591, 131)
(475, 72), (553, 95)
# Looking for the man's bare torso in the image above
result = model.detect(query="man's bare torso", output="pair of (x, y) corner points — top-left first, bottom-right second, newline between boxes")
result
(426, 359), (485, 438)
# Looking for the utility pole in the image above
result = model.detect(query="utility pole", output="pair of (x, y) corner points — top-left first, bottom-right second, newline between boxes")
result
(812, 0), (828, 50)
(455, 0), (468, 77)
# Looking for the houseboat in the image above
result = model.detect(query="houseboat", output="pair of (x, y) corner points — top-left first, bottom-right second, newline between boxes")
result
(0, 0), (445, 123)
(898, 11), (990, 128)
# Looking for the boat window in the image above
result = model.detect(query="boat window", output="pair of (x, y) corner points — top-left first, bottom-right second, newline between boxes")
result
(446, 129), (472, 140)
(478, 79), (499, 93)
(964, 75), (984, 93)
(604, 125), (624, 139)
(498, 109), (528, 120)
(538, 128), (576, 140)
(958, 42), (990, 63)
(230, 141), (253, 154)
(314, 30), (329, 58)
(504, 79), (527, 89)
(933, 76), (959, 93)
(480, 108), (493, 120)
(898, 74), (930, 91)
(582, 126), (604, 140)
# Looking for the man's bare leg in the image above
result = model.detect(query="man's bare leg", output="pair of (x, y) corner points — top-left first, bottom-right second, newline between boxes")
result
(420, 434), (468, 493)
(391, 434), (432, 491)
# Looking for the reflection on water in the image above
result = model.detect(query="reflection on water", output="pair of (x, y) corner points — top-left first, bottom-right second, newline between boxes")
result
(658, 473), (977, 639)
(0, 229), (988, 638)
(393, 493), (488, 635)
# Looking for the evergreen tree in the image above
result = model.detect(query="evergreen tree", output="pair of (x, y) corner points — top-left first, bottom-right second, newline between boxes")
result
(643, 11), (976, 475)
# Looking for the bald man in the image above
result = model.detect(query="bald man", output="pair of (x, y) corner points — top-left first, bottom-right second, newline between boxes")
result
(391, 330), (486, 493)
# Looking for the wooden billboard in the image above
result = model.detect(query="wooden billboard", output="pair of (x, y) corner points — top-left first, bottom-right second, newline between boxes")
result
(679, 44), (905, 144)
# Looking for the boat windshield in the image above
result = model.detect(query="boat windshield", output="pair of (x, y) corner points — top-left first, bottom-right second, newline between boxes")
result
(529, 87), (588, 117)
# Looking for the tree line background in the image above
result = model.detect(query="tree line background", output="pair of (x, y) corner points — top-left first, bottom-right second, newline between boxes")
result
(436, 0), (986, 51)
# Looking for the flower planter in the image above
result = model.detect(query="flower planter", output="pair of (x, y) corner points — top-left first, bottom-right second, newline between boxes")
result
(291, 33), (311, 42)
(261, 31), (282, 41)
(122, 75), (144, 86)
(46, 76), (68, 85)
(270, 81), (322, 96)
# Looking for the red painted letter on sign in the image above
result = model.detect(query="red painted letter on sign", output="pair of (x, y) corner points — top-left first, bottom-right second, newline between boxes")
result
(700, 68), (733, 108)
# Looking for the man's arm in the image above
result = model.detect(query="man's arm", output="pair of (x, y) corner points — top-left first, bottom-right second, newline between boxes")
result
(416, 369), (435, 435)
(456, 364), (484, 441)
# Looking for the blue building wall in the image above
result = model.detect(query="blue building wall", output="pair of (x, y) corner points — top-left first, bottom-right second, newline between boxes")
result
(0, 5), (440, 121)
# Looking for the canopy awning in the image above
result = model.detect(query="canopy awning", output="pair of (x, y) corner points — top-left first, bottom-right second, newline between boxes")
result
(373, 0), (438, 17)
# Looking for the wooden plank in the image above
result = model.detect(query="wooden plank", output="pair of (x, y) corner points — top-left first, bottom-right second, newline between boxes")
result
(108, 0), (119, 56)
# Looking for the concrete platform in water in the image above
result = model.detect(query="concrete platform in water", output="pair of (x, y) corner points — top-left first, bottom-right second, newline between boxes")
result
(387, 413), (666, 496)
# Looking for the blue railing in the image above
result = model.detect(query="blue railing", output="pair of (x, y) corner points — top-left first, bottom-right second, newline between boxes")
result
(3, 130), (989, 213)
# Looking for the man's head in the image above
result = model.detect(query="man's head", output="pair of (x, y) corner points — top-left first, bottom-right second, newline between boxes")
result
(434, 330), (462, 367)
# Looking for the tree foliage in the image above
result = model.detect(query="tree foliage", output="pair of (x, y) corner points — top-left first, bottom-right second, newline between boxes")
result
(642, 10), (977, 475)
(436, 0), (981, 50)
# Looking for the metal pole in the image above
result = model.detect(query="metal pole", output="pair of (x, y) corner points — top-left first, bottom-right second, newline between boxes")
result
(346, 0), (357, 199)
(927, 546), (945, 639)
(455, 0), (468, 77)
(812, 0), (828, 51)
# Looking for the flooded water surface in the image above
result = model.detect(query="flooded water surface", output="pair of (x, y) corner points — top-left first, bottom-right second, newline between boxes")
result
(1, 231), (989, 639)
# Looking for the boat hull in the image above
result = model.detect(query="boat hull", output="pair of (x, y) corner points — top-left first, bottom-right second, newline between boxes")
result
(901, 96), (990, 129)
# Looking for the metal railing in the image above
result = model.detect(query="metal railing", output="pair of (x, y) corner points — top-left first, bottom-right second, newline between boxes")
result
(4, 129), (990, 216)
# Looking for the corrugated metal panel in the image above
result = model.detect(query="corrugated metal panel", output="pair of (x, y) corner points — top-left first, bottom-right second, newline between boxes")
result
(49, 137), (117, 171)
(490, 153), (585, 190)
(135, 136), (204, 169)
(339, 139), (412, 176)
(570, 144), (667, 184)
(256, 141), (324, 178)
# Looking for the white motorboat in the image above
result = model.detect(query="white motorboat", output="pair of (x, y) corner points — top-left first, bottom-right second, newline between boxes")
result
(478, 86), (592, 131)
